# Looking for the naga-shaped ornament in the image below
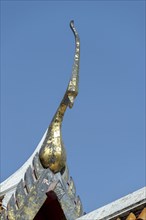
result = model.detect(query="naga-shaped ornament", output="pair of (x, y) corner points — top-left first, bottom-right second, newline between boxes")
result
(39, 20), (80, 173)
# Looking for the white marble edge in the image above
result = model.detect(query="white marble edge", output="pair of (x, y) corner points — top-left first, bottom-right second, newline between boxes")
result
(76, 187), (146, 220)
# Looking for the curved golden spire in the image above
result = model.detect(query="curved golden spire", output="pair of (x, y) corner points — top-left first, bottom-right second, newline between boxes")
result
(39, 21), (80, 173)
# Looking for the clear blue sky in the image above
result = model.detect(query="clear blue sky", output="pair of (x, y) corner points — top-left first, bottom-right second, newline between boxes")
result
(1, 0), (145, 213)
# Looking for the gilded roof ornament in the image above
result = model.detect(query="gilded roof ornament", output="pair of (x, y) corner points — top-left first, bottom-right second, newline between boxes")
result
(0, 21), (83, 220)
(39, 20), (80, 173)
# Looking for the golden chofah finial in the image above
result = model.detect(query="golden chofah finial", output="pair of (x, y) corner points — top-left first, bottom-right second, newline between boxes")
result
(39, 21), (80, 173)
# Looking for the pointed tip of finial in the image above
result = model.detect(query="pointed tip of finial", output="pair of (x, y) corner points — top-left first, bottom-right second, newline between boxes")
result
(70, 20), (74, 28)
(70, 20), (79, 39)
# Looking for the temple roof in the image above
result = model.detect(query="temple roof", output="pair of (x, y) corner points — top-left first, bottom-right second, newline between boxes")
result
(1, 19), (145, 220)
(76, 187), (146, 220)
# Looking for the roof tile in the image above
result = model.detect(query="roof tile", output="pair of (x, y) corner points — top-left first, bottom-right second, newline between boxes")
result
(126, 212), (136, 220)
(137, 208), (146, 220)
